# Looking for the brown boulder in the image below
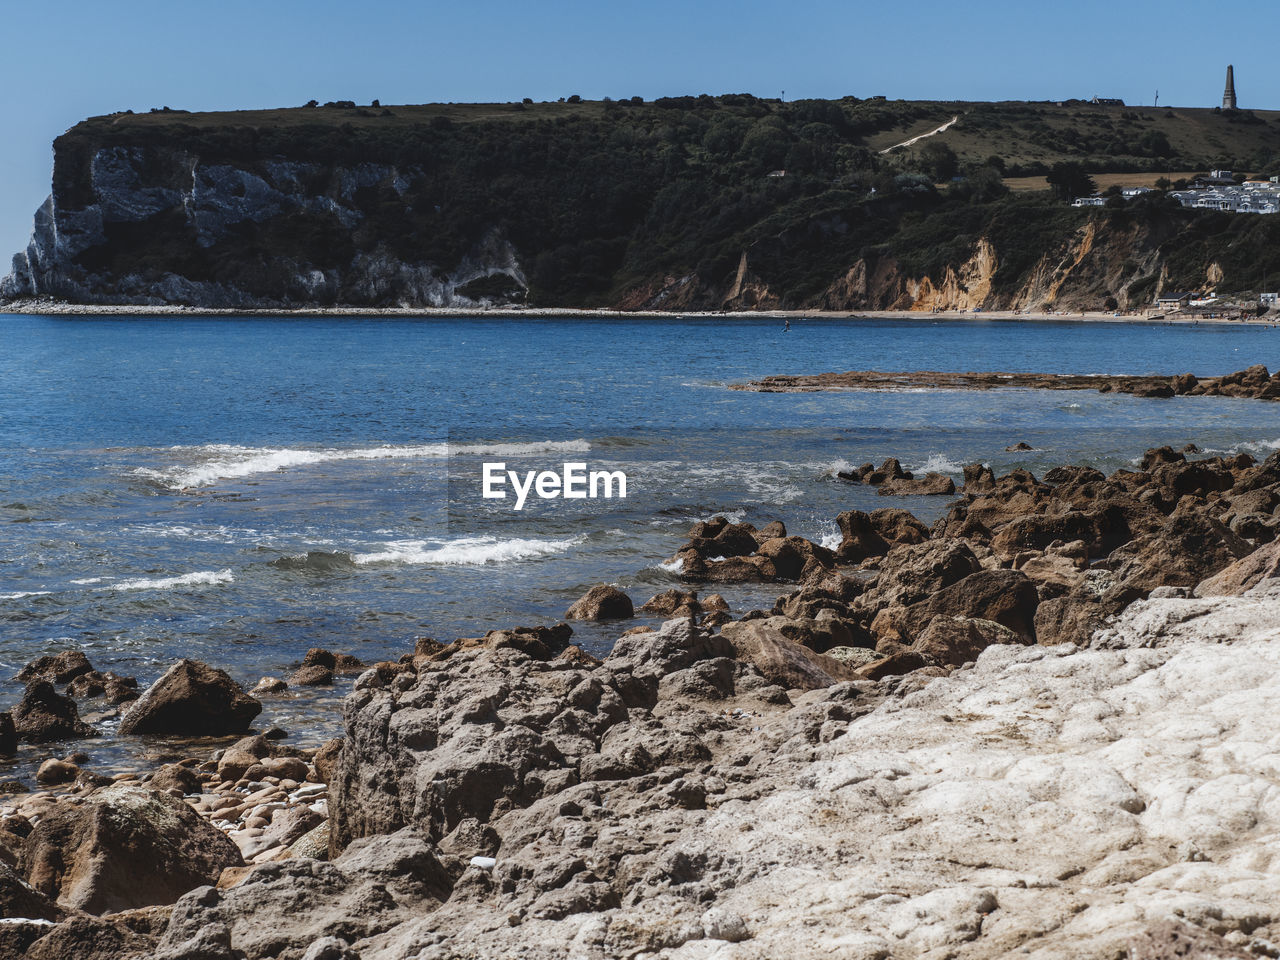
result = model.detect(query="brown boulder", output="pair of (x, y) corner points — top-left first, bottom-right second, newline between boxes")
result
(12, 681), (97, 743)
(19, 783), (243, 914)
(854, 651), (932, 681)
(862, 538), (982, 610)
(289, 664), (334, 687)
(640, 589), (700, 615)
(906, 569), (1040, 642)
(151, 763), (203, 796)
(118, 660), (261, 736)
(990, 511), (1099, 561)
(754, 536), (835, 580)
(962, 463), (996, 493)
(35, 759), (79, 787)
(313, 737), (344, 784)
(15, 651), (94, 686)
(834, 509), (890, 561)
(912, 616), (1023, 667)
(565, 584), (634, 620)
(1106, 512), (1250, 601)
(720, 620), (861, 690)
(1194, 539), (1280, 597)
(878, 472), (956, 496)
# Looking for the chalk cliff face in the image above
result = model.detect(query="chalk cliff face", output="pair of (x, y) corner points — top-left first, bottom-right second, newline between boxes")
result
(0, 107), (1246, 312)
(2, 144), (527, 308)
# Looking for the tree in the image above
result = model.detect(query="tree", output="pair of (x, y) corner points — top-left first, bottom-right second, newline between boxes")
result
(919, 141), (959, 182)
(1154, 176), (1172, 191)
(1046, 162), (1096, 201)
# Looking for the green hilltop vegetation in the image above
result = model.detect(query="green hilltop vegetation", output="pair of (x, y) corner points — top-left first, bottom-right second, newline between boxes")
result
(43, 94), (1280, 309)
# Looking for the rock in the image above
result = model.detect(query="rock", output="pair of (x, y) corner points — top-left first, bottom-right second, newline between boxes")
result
(259, 756), (309, 781)
(19, 783), (243, 913)
(565, 584), (634, 620)
(720, 620), (861, 689)
(823, 646), (883, 667)
(1005, 441), (1033, 451)
(12, 681), (97, 743)
(15, 914), (156, 960)
(870, 507), (932, 545)
(312, 738), (344, 784)
(251, 677), (286, 695)
(878, 472), (956, 496)
(1106, 512), (1251, 602)
(639, 589), (700, 615)
(753, 536), (835, 580)
(289, 664), (334, 687)
(912, 616), (1023, 666)
(216, 734), (278, 781)
(990, 510), (1099, 561)
(905, 569), (1040, 643)
(0, 712), (15, 755)
(157, 829), (451, 960)
(119, 660), (261, 736)
(833, 509), (889, 561)
(35, 759), (79, 786)
(151, 763), (203, 796)
(0, 858), (64, 923)
(1195, 539), (1280, 597)
(862, 538), (981, 610)
(962, 462), (996, 493)
(853, 650), (932, 680)
(16, 651), (94, 685)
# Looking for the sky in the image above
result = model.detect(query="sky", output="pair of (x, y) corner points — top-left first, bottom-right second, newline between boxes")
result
(0, 0), (1266, 261)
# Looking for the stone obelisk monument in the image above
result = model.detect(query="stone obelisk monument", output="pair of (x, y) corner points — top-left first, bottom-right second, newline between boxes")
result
(1223, 65), (1237, 111)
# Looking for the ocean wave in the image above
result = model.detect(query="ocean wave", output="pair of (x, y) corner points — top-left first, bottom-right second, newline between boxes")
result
(352, 535), (582, 566)
(110, 569), (234, 591)
(910, 453), (964, 474)
(0, 590), (52, 600)
(270, 551), (357, 572)
(658, 557), (685, 574)
(1202, 437), (1280, 457)
(819, 458), (858, 478)
(818, 521), (843, 551)
(134, 440), (592, 489)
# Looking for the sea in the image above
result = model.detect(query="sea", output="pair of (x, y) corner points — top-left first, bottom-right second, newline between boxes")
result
(2, 313), (1278, 777)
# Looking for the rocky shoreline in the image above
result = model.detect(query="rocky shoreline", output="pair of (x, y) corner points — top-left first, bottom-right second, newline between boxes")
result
(6, 441), (1280, 957)
(736, 364), (1280, 400)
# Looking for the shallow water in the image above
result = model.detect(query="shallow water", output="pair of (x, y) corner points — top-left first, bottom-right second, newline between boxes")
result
(2, 313), (1279, 776)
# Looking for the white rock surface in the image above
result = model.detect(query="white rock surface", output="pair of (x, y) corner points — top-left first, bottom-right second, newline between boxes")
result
(386, 581), (1280, 959)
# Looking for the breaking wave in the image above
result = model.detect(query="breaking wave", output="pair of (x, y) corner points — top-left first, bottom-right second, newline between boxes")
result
(352, 535), (582, 566)
(110, 569), (234, 591)
(910, 453), (964, 474)
(133, 440), (592, 489)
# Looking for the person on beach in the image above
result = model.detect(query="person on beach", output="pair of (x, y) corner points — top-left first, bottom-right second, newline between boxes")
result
(784, 319), (790, 332)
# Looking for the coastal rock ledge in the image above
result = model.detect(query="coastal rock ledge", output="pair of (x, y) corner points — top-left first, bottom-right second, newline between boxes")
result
(137, 585), (1280, 959)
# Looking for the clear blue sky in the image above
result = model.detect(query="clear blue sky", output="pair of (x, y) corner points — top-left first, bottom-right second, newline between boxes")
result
(0, 0), (1264, 261)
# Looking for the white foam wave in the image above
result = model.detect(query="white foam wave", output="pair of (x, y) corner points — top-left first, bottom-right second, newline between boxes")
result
(659, 557), (685, 574)
(0, 590), (51, 600)
(818, 521), (843, 552)
(352, 535), (581, 566)
(111, 569), (234, 592)
(135, 440), (592, 489)
(70, 577), (105, 585)
(1202, 437), (1280, 457)
(910, 453), (963, 475)
(819, 459), (858, 478)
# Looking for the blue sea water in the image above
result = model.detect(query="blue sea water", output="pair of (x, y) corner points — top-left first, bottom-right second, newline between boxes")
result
(2, 312), (1279, 775)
